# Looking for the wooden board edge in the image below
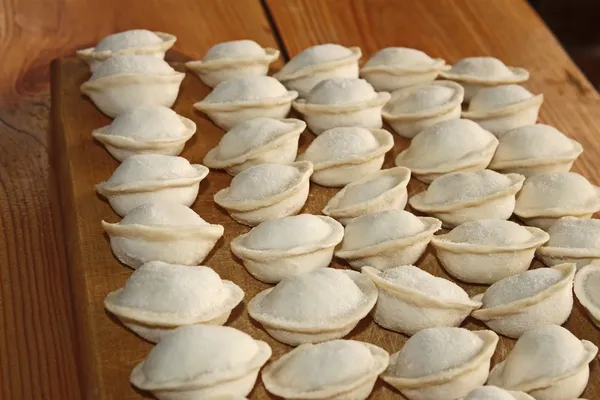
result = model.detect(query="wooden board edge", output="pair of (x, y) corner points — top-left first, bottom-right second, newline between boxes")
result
(49, 58), (101, 400)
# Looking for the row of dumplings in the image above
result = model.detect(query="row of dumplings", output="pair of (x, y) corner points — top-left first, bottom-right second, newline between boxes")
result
(78, 30), (599, 400)
(78, 30), (542, 143)
(102, 209), (600, 340)
(128, 322), (595, 400)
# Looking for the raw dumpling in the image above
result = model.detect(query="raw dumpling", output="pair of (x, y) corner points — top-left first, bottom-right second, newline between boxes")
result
(360, 47), (449, 92)
(101, 202), (224, 268)
(262, 339), (389, 400)
(440, 57), (529, 101)
(292, 78), (391, 135)
(77, 29), (176, 71)
(489, 124), (583, 177)
(432, 219), (549, 284)
(203, 117), (306, 175)
(297, 126), (394, 187)
(395, 119), (498, 183)
(130, 325), (272, 399)
(362, 265), (481, 335)
(247, 268), (377, 345)
(537, 217), (600, 269)
(213, 161), (313, 226)
(382, 80), (464, 138)
(462, 84), (543, 135)
(574, 262), (600, 329)
(92, 105), (196, 161)
(80, 55), (185, 117)
(193, 76), (298, 130)
(104, 261), (243, 342)
(471, 264), (576, 338)
(186, 40), (280, 87)
(230, 214), (344, 283)
(96, 154), (208, 216)
(322, 166), (411, 224)
(273, 43), (362, 97)
(514, 172), (600, 230)
(409, 170), (525, 228)
(488, 325), (597, 400)
(335, 210), (441, 270)
(381, 327), (499, 400)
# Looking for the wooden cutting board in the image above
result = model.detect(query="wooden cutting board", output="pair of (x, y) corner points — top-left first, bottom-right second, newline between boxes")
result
(49, 1), (600, 399)
(50, 58), (600, 400)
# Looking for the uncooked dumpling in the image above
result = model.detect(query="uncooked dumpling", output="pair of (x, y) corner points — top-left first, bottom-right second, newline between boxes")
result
(514, 172), (600, 230)
(297, 126), (394, 187)
(273, 44), (362, 97)
(395, 118), (498, 183)
(247, 268), (377, 345)
(488, 325), (597, 400)
(230, 214), (344, 283)
(262, 339), (389, 399)
(193, 76), (298, 130)
(130, 325), (272, 399)
(381, 327), (499, 400)
(213, 161), (313, 226)
(471, 263), (576, 338)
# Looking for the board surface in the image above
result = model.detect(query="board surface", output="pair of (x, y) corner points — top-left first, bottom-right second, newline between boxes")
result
(50, 1), (600, 399)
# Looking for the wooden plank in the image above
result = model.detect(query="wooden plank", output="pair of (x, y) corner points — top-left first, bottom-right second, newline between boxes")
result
(50, 1), (285, 399)
(263, 0), (600, 398)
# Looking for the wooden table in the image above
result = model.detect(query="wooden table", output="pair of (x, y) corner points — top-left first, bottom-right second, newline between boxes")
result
(1, 0), (599, 399)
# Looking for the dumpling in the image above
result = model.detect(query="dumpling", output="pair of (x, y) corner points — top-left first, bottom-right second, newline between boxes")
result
(462, 84), (543, 135)
(440, 57), (529, 101)
(213, 161), (313, 226)
(488, 325), (597, 400)
(360, 47), (449, 91)
(537, 217), (600, 269)
(322, 166), (411, 224)
(292, 78), (391, 135)
(462, 386), (535, 400)
(489, 124), (583, 177)
(101, 202), (224, 268)
(471, 264), (576, 338)
(193, 76), (298, 130)
(92, 105), (196, 161)
(395, 119), (498, 183)
(186, 40), (280, 87)
(230, 214), (344, 283)
(203, 117), (306, 175)
(273, 44), (362, 97)
(574, 262), (600, 329)
(130, 325), (272, 399)
(80, 55), (185, 117)
(104, 261), (243, 342)
(382, 80), (464, 138)
(247, 268), (377, 345)
(95, 154), (208, 216)
(362, 265), (481, 335)
(297, 126), (394, 187)
(432, 219), (549, 284)
(514, 172), (600, 230)
(335, 210), (441, 270)
(262, 340), (389, 400)
(381, 327), (499, 400)
(409, 170), (525, 228)
(76, 29), (176, 72)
